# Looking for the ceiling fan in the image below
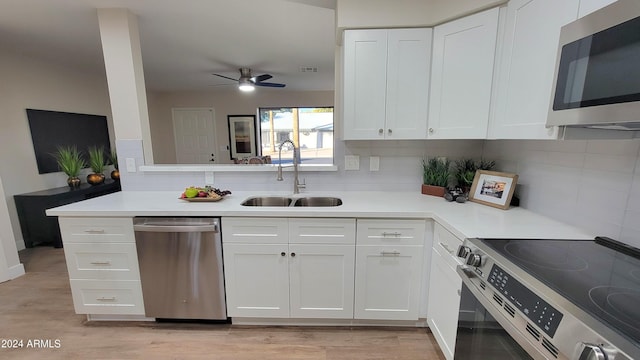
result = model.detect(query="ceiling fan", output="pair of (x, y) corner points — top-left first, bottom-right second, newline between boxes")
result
(212, 68), (286, 92)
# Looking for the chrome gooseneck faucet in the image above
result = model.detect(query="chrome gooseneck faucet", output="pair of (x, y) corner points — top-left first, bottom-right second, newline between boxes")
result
(276, 139), (306, 194)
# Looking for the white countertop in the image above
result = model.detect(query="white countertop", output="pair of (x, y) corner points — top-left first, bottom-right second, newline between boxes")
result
(46, 190), (594, 241)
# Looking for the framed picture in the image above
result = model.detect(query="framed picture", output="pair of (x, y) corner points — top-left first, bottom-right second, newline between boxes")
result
(228, 115), (257, 160)
(469, 170), (518, 210)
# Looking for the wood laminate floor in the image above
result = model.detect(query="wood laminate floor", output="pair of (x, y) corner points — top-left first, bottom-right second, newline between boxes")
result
(0, 247), (445, 360)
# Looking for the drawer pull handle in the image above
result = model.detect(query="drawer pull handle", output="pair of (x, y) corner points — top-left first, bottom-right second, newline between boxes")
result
(381, 250), (401, 256)
(97, 296), (116, 302)
(439, 242), (453, 254)
(90, 261), (111, 265)
(382, 232), (401, 237)
(84, 229), (105, 234)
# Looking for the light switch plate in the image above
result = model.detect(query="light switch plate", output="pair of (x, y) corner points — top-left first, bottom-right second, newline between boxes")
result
(370, 156), (380, 171)
(344, 155), (360, 171)
(125, 158), (136, 173)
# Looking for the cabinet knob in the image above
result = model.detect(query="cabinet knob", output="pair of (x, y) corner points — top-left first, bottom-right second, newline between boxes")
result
(387, 129), (392, 134)
(428, 128), (434, 134)
(378, 128), (384, 134)
(291, 252), (296, 257)
(281, 252), (286, 257)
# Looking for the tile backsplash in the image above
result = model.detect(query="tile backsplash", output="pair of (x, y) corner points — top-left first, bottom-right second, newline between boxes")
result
(483, 139), (640, 248)
(119, 138), (640, 248)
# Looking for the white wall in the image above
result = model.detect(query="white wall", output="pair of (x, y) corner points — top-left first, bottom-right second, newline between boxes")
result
(336, 0), (505, 30)
(0, 50), (112, 249)
(484, 139), (640, 248)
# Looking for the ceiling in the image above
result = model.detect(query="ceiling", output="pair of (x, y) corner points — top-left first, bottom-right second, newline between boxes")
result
(0, 0), (336, 92)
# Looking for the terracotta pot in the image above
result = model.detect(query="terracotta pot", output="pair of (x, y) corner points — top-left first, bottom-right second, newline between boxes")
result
(421, 184), (446, 197)
(67, 176), (81, 188)
(110, 169), (120, 181)
(87, 173), (105, 186)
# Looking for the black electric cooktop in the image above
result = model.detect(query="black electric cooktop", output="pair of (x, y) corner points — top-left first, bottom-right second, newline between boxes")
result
(480, 237), (640, 347)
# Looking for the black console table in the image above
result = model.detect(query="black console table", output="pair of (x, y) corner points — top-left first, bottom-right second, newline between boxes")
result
(14, 180), (121, 248)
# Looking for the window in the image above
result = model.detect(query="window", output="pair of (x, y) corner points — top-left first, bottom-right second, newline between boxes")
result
(258, 107), (334, 165)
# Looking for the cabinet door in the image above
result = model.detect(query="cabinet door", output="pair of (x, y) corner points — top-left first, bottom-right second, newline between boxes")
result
(489, 0), (579, 139)
(428, 8), (499, 139)
(427, 246), (462, 360)
(223, 243), (289, 317)
(385, 28), (432, 139)
(289, 244), (355, 319)
(343, 29), (388, 140)
(354, 245), (423, 320)
(578, 0), (616, 18)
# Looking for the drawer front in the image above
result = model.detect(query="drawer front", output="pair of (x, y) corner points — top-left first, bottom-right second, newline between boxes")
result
(64, 243), (140, 280)
(289, 218), (356, 244)
(433, 223), (464, 271)
(221, 217), (288, 244)
(69, 280), (144, 315)
(356, 219), (426, 246)
(59, 217), (134, 244)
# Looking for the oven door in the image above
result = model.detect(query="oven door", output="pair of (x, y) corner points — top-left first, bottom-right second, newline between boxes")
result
(455, 266), (547, 360)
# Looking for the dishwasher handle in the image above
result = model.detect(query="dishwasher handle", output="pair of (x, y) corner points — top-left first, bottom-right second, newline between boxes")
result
(134, 223), (218, 233)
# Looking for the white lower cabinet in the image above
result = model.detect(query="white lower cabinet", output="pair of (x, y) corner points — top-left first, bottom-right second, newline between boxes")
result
(222, 217), (356, 319)
(354, 219), (426, 320)
(222, 243), (290, 318)
(59, 217), (145, 316)
(427, 224), (464, 360)
(289, 244), (355, 318)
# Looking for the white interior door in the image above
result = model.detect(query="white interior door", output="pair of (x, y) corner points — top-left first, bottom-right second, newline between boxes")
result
(172, 108), (217, 163)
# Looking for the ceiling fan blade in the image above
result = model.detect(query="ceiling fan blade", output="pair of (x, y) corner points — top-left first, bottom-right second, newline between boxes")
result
(212, 73), (239, 82)
(253, 74), (273, 82)
(255, 82), (286, 88)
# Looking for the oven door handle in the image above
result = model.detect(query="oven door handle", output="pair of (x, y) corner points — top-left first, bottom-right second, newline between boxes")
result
(456, 265), (549, 360)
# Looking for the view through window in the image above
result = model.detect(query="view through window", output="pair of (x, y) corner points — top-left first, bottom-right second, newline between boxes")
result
(258, 107), (334, 165)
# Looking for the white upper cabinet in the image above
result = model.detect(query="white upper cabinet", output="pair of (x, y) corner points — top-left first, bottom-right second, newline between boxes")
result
(578, 0), (617, 18)
(428, 8), (499, 139)
(344, 28), (432, 140)
(488, 0), (580, 139)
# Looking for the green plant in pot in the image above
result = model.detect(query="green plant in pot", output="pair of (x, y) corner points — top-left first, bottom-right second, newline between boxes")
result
(108, 149), (119, 181)
(87, 146), (106, 186)
(454, 158), (496, 194)
(52, 146), (86, 188)
(421, 157), (451, 197)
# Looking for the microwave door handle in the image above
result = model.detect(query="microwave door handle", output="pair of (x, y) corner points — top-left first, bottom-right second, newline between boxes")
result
(456, 266), (548, 359)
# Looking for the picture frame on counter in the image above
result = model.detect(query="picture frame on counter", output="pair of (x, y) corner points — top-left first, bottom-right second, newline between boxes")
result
(469, 170), (518, 210)
(228, 115), (257, 160)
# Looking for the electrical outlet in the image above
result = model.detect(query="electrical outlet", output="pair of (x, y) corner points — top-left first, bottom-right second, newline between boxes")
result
(370, 156), (380, 171)
(344, 155), (360, 171)
(205, 171), (214, 184)
(125, 158), (136, 173)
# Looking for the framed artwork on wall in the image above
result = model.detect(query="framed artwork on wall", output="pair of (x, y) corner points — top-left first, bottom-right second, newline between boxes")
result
(469, 170), (518, 210)
(228, 115), (257, 160)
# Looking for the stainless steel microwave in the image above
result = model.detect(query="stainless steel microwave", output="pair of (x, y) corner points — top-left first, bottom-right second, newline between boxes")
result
(547, 0), (640, 130)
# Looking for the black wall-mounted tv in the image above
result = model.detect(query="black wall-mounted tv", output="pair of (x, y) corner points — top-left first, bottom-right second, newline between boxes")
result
(26, 109), (111, 174)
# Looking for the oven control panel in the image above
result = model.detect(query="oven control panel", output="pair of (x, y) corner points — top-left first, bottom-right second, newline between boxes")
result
(489, 264), (564, 338)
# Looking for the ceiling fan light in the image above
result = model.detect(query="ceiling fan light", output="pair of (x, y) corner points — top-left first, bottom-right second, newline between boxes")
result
(238, 79), (255, 92)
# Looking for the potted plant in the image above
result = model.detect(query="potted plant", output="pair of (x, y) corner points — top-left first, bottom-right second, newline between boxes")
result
(108, 149), (119, 181)
(454, 158), (496, 194)
(87, 146), (106, 185)
(421, 157), (451, 197)
(52, 146), (86, 188)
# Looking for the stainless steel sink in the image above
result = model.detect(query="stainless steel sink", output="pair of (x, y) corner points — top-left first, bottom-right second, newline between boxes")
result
(293, 197), (343, 207)
(240, 196), (293, 207)
(240, 196), (343, 207)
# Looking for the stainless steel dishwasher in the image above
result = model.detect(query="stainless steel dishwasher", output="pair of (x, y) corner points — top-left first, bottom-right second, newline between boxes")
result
(133, 217), (227, 320)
